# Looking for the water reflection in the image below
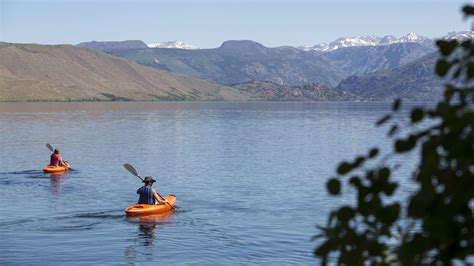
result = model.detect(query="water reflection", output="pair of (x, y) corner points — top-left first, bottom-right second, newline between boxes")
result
(49, 172), (67, 195)
(138, 223), (157, 247)
(124, 211), (175, 262)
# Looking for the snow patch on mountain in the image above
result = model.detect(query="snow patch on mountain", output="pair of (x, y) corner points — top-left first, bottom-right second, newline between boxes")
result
(148, 40), (198, 49)
(442, 31), (474, 41)
(301, 31), (473, 52)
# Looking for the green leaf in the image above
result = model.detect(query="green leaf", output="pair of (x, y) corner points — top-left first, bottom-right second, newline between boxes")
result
(392, 98), (401, 111)
(353, 156), (365, 168)
(444, 85), (455, 102)
(349, 176), (361, 187)
(327, 178), (341, 195)
(463, 5), (474, 16)
(376, 114), (392, 126)
(314, 240), (336, 256)
(337, 206), (355, 221)
(368, 148), (379, 158)
(381, 203), (400, 225)
(410, 108), (424, 123)
(379, 167), (390, 180)
(467, 62), (474, 79)
(383, 183), (398, 196)
(452, 67), (462, 79)
(395, 136), (417, 153)
(436, 60), (450, 77)
(388, 125), (399, 137)
(337, 161), (352, 175)
(436, 40), (458, 56)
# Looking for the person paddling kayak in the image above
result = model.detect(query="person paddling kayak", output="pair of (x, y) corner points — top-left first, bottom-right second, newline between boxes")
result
(50, 149), (68, 167)
(137, 176), (168, 205)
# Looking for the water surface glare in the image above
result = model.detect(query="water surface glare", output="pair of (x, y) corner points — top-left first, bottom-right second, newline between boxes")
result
(0, 102), (414, 264)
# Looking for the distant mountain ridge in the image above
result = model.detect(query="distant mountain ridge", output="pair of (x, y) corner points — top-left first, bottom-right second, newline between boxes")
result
(336, 52), (443, 101)
(0, 42), (368, 102)
(299, 31), (473, 52)
(77, 40), (148, 50)
(323, 42), (435, 76)
(6, 31), (466, 102)
(92, 40), (347, 86)
(78, 39), (434, 87)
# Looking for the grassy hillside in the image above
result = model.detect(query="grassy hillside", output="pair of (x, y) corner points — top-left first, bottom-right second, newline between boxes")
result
(0, 43), (250, 101)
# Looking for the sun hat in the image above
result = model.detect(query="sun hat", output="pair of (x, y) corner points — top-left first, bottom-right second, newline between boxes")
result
(143, 176), (156, 183)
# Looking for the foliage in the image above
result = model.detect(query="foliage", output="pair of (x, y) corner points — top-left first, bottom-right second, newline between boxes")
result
(315, 5), (474, 265)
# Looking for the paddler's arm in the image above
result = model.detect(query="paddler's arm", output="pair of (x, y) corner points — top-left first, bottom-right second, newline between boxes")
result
(152, 189), (167, 204)
(58, 155), (66, 166)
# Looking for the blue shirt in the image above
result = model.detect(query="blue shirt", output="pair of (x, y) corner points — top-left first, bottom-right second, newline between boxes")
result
(137, 185), (155, 205)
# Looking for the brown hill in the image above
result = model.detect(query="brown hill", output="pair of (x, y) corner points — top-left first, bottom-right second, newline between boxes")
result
(0, 42), (249, 101)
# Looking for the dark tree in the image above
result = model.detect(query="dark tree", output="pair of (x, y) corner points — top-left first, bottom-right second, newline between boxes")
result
(315, 5), (474, 265)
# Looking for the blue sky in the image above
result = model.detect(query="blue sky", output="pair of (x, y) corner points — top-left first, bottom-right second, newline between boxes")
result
(0, 0), (471, 48)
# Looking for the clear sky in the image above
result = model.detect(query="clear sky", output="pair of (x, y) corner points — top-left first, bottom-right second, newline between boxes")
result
(0, 0), (472, 48)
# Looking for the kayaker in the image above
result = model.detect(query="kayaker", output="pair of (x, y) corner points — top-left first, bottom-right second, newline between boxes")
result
(50, 149), (67, 166)
(137, 176), (168, 205)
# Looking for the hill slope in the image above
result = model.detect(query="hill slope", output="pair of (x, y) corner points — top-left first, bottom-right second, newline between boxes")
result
(79, 40), (346, 86)
(0, 43), (249, 101)
(78, 40), (435, 87)
(322, 42), (435, 76)
(231, 81), (362, 101)
(336, 52), (444, 100)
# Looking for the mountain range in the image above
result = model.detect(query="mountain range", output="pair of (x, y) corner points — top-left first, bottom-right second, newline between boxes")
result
(126, 31), (473, 52)
(299, 33), (434, 52)
(0, 42), (354, 101)
(1, 31), (470, 102)
(78, 39), (436, 87)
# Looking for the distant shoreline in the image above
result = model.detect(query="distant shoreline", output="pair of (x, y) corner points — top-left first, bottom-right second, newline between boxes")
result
(0, 99), (436, 103)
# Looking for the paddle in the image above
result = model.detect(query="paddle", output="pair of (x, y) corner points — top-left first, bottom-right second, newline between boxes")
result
(46, 143), (54, 152)
(123, 163), (175, 210)
(46, 143), (69, 168)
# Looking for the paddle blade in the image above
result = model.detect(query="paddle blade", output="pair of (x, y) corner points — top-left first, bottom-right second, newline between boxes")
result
(46, 143), (54, 152)
(123, 163), (139, 177)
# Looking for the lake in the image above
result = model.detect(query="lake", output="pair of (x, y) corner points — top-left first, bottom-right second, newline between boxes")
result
(0, 101), (417, 264)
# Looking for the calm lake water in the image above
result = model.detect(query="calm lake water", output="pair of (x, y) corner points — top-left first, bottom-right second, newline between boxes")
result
(0, 101), (418, 264)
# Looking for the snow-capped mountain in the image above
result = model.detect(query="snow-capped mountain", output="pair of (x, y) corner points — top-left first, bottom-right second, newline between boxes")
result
(148, 40), (198, 49)
(301, 32), (473, 52)
(442, 31), (474, 41)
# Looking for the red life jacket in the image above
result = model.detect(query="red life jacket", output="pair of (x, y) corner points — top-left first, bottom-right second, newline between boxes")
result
(50, 153), (60, 166)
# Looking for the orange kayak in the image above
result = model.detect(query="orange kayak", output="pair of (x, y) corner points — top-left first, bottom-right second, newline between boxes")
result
(43, 164), (69, 173)
(125, 195), (176, 216)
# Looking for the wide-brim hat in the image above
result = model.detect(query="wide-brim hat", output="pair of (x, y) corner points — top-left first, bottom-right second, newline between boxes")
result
(143, 176), (156, 183)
